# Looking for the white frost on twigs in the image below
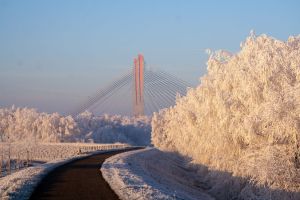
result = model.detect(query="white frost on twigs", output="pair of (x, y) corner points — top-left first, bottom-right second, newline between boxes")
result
(152, 33), (300, 200)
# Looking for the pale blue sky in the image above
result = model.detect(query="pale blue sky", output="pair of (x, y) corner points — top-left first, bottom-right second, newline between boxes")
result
(1, 0), (300, 114)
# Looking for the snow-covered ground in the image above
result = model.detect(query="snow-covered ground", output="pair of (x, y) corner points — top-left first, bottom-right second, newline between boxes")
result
(0, 143), (130, 200)
(1, 142), (130, 162)
(101, 148), (214, 200)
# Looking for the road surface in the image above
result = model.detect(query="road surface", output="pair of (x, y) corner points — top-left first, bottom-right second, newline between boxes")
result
(30, 148), (142, 200)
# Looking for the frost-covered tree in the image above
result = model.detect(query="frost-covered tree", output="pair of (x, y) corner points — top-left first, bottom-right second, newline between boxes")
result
(152, 33), (300, 199)
(0, 107), (150, 145)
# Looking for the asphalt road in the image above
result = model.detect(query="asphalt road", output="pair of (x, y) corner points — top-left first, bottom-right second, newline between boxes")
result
(29, 148), (142, 200)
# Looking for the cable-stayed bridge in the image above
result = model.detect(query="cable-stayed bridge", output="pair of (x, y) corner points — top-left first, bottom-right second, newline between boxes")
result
(71, 55), (191, 117)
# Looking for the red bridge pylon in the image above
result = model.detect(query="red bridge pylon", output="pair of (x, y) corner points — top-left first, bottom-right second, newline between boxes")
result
(133, 54), (145, 116)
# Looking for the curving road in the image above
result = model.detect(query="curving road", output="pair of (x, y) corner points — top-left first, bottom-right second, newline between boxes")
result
(30, 148), (142, 200)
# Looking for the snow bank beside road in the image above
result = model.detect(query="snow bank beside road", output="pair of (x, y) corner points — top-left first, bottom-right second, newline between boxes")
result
(0, 156), (82, 200)
(101, 148), (214, 200)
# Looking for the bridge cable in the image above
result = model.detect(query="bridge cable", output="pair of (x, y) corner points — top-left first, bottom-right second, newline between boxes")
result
(144, 70), (177, 106)
(143, 72), (163, 112)
(95, 75), (133, 115)
(146, 70), (187, 96)
(88, 73), (133, 113)
(72, 71), (132, 116)
(76, 76), (130, 115)
(158, 69), (192, 87)
(144, 71), (175, 109)
(146, 70), (184, 102)
(144, 72), (169, 111)
(145, 70), (185, 105)
(153, 70), (189, 93)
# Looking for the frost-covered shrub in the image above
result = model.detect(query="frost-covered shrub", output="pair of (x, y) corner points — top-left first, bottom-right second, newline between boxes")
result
(152, 33), (300, 199)
(75, 111), (151, 145)
(0, 107), (79, 143)
(0, 107), (150, 145)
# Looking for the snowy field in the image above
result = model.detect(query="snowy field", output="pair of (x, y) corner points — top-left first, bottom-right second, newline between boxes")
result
(1, 142), (130, 162)
(101, 148), (214, 200)
(0, 143), (131, 200)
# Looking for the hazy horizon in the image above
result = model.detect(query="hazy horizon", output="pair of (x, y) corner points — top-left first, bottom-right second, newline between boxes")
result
(1, 0), (300, 114)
